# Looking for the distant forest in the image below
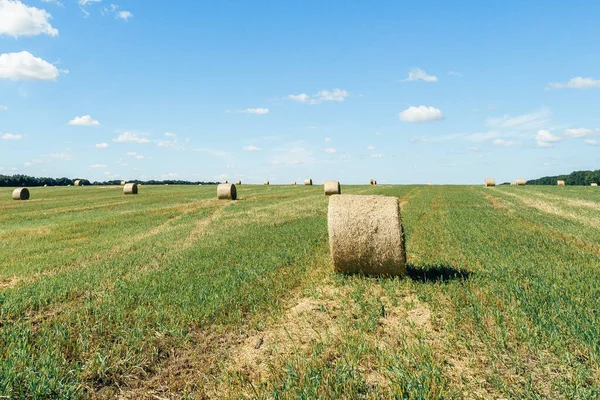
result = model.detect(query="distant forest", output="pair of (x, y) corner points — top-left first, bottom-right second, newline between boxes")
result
(526, 170), (600, 186)
(0, 174), (217, 187)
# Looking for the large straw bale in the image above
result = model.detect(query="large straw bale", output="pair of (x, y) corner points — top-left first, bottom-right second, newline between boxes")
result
(123, 183), (138, 195)
(74, 180), (82, 186)
(516, 178), (526, 186)
(328, 195), (406, 276)
(217, 183), (237, 200)
(12, 188), (30, 200)
(304, 179), (312, 185)
(324, 181), (341, 196)
(485, 178), (496, 187)
(557, 180), (565, 186)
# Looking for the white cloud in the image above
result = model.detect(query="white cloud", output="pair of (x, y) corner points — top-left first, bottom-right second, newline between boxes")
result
(403, 68), (438, 82)
(164, 132), (176, 137)
(127, 152), (146, 159)
(113, 132), (150, 144)
(193, 148), (232, 157)
(0, 51), (66, 81)
(324, 148), (337, 153)
(547, 77), (600, 89)
(95, 143), (109, 148)
(239, 108), (269, 115)
(324, 137), (332, 143)
(116, 10), (132, 21)
(80, 7), (89, 17)
(79, 0), (100, 4)
(287, 89), (348, 104)
(535, 130), (561, 148)
(0, 0), (58, 37)
(584, 139), (599, 146)
(367, 145), (376, 151)
(0, 105), (7, 110)
(89, 164), (106, 168)
(68, 115), (100, 126)
(1, 133), (22, 140)
(288, 93), (310, 103)
(447, 71), (463, 77)
(564, 128), (599, 138)
(243, 145), (261, 151)
(370, 153), (387, 158)
(399, 106), (444, 123)
(492, 139), (520, 147)
(306, 126), (318, 130)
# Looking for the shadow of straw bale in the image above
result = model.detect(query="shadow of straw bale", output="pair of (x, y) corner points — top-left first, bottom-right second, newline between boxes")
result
(406, 264), (471, 283)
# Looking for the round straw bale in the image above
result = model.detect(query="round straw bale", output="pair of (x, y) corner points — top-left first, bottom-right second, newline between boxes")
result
(217, 183), (237, 200)
(264, 180), (269, 185)
(328, 195), (406, 276)
(592, 183), (598, 187)
(123, 183), (138, 195)
(369, 179), (374, 185)
(485, 178), (496, 187)
(12, 188), (30, 200)
(324, 181), (341, 196)
(222, 180), (228, 184)
(510, 182), (517, 186)
(236, 180), (241, 185)
(44, 184), (48, 187)
(74, 180), (82, 186)
(304, 179), (312, 185)
(121, 180), (126, 185)
(427, 182), (433, 185)
(516, 178), (526, 186)
(291, 181), (296, 185)
(557, 180), (565, 186)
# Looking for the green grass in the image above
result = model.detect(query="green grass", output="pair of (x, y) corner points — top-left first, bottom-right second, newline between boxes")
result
(0, 184), (599, 399)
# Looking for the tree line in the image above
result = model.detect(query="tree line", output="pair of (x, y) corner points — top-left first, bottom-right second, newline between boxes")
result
(526, 169), (600, 186)
(0, 174), (217, 187)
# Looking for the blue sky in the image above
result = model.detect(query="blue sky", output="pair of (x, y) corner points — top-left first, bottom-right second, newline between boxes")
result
(1, 0), (599, 184)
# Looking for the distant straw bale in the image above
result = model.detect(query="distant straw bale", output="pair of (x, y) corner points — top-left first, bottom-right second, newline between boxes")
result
(324, 181), (341, 196)
(236, 180), (241, 185)
(557, 180), (565, 186)
(485, 178), (496, 187)
(304, 179), (312, 185)
(121, 180), (126, 185)
(12, 188), (30, 201)
(516, 178), (526, 186)
(291, 181), (296, 185)
(74, 180), (82, 186)
(123, 183), (138, 195)
(592, 183), (598, 187)
(328, 195), (406, 276)
(264, 181), (269, 185)
(217, 183), (237, 200)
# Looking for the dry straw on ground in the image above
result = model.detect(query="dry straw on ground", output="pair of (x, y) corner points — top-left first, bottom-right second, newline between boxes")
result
(304, 179), (312, 185)
(327, 194), (406, 276)
(264, 181), (269, 185)
(12, 188), (30, 201)
(557, 180), (565, 186)
(485, 178), (496, 187)
(74, 180), (82, 186)
(123, 183), (138, 195)
(516, 178), (526, 186)
(592, 183), (598, 187)
(324, 181), (341, 196)
(217, 183), (237, 200)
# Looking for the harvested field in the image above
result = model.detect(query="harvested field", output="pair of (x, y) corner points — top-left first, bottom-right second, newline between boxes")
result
(0, 184), (599, 399)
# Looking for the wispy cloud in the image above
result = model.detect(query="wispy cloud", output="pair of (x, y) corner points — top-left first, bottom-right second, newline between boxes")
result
(564, 128), (600, 138)
(116, 10), (133, 21)
(324, 148), (337, 153)
(95, 143), (109, 149)
(1, 133), (22, 140)
(243, 145), (261, 151)
(89, 164), (107, 169)
(492, 139), (520, 147)
(113, 132), (150, 144)
(547, 76), (600, 89)
(447, 71), (463, 77)
(402, 68), (438, 82)
(535, 130), (561, 147)
(287, 89), (349, 104)
(238, 108), (269, 115)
